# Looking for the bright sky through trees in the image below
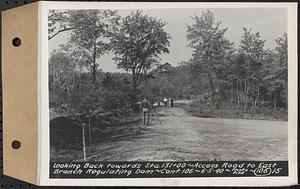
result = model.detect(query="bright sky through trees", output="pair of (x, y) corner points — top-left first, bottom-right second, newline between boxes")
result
(49, 8), (287, 72)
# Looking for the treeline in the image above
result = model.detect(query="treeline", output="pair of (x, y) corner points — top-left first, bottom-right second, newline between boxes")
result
(186, 11), (288, 115)
(49, 9), (170, 118)
(49, 51), (133, 116)
(145, 11), (288, 120)
(49, 9), (287, 121)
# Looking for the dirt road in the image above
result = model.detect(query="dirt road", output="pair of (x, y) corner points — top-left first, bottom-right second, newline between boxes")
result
(86, 106), (288, 161)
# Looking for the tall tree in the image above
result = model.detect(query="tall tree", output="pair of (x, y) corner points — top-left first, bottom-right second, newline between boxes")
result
(263, 33), (288, 109)
(274, 33), (288, 87)
(186, 10), (233, 107)
(110, 10), (171, 91)
(49, 46), (79, 111)
(239, 28), (265, 110)
(68, 10), (120, 86)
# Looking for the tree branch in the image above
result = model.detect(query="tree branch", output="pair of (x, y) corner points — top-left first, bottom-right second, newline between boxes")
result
(49, 27), (76, 40)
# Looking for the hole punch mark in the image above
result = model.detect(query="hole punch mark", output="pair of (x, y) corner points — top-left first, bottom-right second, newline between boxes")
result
(11, 140), (21, 150)
(12, 37), (21, 47)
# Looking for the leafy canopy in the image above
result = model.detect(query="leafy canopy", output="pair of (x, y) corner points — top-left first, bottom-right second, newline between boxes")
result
(187, 10), (233, 63)
(110, 10), (171, 89)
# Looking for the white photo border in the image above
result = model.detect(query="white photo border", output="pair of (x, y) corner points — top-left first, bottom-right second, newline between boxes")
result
(39, 1), (298, 186)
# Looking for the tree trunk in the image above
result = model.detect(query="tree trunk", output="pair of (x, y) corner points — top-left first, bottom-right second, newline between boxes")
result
(132, 83), (137, 93)
(66, 80), (70, 96)
(92, 64), (96, 87)
(92, 59), (96, 87)
(82, 123), (86, 161)
(88, 118), (92, 146)
(231, 88), (234, 105)
(144, 77), (148, 96)
(236, 80), (240, 105)
(92, 39), (97, 87)
(254, 87), (259, 107)
(273, 93), (277, 111)
(72, 72), (76, 92)
(79, 72), (82, 94)
(207, 71), (215, 108)
(52, 67), (55, 86)
(58, 71), (61, 87)
(244, 79), (248, 112)
(132, 70), (137, 91)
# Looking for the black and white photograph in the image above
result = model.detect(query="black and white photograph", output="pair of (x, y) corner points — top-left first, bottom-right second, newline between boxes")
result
(48, 6), (289, 164)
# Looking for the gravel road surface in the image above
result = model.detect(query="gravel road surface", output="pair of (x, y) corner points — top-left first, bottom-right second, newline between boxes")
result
(86, 106), (288, 161)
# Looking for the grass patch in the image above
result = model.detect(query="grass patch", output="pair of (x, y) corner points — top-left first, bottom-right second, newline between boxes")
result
(180, 100), (287, 121)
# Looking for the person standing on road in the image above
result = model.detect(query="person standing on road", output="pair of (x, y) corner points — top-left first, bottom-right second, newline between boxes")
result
(163, 97), (168, 107)
(141, 97), (151, 125)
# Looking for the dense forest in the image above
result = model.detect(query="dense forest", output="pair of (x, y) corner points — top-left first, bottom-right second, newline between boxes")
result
(49, 9), (288, 123)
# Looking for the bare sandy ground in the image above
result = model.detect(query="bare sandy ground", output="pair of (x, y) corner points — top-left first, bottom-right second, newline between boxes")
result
(84, 106), (288, 161)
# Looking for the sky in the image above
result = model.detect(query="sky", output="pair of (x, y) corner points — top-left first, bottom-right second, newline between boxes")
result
(49, 8), (287, 73)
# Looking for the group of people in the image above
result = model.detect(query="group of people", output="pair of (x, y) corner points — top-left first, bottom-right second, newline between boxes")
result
(163, 97), (174, 107)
